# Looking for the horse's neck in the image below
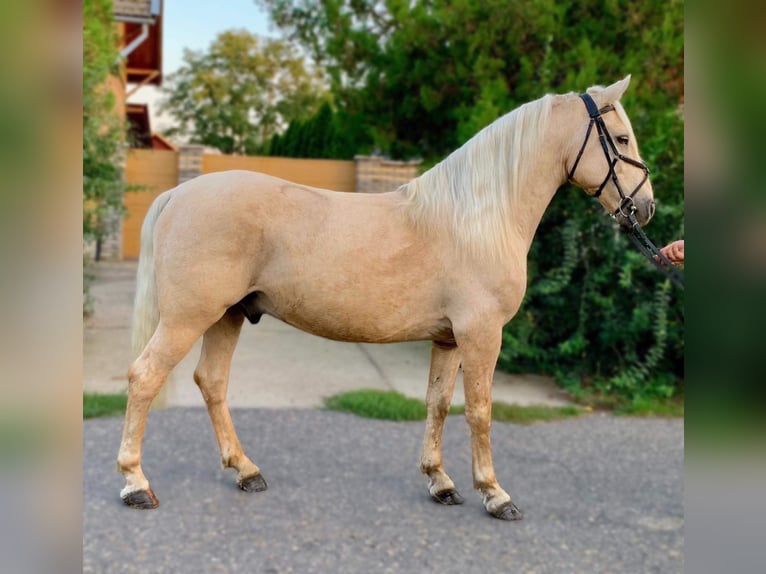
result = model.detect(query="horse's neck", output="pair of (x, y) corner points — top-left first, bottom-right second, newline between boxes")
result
(508, 130), (568, 257)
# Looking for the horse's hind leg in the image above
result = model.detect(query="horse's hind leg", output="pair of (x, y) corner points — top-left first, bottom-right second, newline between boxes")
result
(193, 307), (266, 492)
(117, 321), (205, 508)
(420, 341), (464, 505)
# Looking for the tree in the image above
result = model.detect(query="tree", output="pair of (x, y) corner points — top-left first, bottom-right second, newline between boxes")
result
(160, 30), (327, 155)
(258, 0), (683, 158)
(83, 0), (126, 248)
(265, 101), (372, 159)
(83, 0), (130, 312)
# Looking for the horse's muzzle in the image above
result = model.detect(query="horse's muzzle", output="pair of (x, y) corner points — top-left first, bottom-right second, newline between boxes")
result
(616, 197), (655, 228)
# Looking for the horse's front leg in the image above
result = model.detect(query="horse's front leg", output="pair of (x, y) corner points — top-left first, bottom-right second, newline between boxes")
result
(421, 341), (463, 505)
(456, 325), (524, 520)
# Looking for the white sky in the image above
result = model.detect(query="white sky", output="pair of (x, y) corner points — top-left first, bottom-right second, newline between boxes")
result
(127, 0), (277, 133)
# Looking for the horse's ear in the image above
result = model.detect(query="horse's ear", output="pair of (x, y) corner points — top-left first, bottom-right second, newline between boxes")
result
(588, 75), (631, 106)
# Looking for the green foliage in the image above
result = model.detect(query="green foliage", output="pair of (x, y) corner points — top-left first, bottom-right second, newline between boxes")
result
(160, 30), (327, 154)
(83, 392), (128, 419)
(324, 390), (430, 421)
(83, 0), (127, 245)
(83, 0), (129, 313)
(266, 101), (372, 159)
(258, 0), (683, 153)
(616, 396), (684, 417)
(323, 390), (583, 423)
(260, 0), (684, 403)
(262, 0), (684, 157)
(489, 404), (583, 424)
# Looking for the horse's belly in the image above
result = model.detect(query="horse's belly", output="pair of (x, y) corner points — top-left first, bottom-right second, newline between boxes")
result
(251, 289), (451, 344)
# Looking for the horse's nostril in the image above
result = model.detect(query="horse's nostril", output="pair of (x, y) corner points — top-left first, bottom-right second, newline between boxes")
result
(648, 201), (656, 218)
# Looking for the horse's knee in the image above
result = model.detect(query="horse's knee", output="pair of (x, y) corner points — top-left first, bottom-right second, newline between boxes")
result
(429, 396), (451, 419)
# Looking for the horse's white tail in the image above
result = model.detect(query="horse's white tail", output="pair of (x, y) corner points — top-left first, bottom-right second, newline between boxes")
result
(132, 190), (174, 358)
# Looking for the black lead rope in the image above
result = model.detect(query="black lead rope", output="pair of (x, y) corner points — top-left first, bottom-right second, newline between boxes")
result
(625, 213), (684, 290)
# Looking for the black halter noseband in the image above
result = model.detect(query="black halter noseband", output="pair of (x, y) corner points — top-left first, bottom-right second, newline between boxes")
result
(569, 93), (684, 290)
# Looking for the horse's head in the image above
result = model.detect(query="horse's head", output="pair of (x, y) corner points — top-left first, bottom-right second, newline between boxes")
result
(566, 75), (655, 228)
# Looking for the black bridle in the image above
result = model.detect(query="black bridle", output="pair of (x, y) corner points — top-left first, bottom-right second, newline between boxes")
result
(568, 93), (684, 290)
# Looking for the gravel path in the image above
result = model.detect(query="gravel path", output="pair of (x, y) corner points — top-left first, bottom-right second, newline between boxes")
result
(84, 409), (683, 573)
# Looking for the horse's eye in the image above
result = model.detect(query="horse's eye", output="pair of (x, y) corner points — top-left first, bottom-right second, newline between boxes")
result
(616, 135), (629, 145)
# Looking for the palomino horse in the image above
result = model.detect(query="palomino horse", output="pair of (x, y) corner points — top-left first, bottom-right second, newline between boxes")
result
(118, 76), (655, 520)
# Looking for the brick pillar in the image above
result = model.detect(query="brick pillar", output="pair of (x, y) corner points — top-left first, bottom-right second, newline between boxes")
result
(97, 210), (123, 260)
(178, 145), (205, 183)
(354, 155), (422, 193)
(85, 150), (127, 262)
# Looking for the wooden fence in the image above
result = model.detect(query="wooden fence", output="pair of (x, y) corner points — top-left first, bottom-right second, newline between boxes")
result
(122, 149), (178, 259)
(202, 155), (356, 191)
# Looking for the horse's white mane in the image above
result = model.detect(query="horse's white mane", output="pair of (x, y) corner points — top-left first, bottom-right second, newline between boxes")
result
(402, 93), (555, 261)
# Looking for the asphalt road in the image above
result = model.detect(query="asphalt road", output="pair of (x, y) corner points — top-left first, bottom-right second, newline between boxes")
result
(84, 409), (683, 573)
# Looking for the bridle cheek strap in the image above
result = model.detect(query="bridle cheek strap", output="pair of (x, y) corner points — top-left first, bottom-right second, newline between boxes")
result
(567, 93), (649, 209)
(567, 119), (595, 186)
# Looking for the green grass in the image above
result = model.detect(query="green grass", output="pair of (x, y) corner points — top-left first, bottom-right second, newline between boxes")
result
(83, 392), (128, 419)
(615, 396), (685, 417)
(489, 403), (583, 423)
(324, 390), (583, 424)
(324, 390), (439, 421)
(565, 386), (684, 418)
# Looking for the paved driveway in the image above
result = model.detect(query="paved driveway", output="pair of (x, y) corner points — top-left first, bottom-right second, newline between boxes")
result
(84, 409), (683, 573)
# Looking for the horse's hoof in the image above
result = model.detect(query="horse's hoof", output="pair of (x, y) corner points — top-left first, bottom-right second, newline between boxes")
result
(122, 488), (159, 509)
(490, 501), (524, 521)
(431, 488), (465, 505)
(238, 473), (268, 493)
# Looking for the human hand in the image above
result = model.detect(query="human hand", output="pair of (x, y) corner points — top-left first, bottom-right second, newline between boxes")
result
(659, 240), (684, 265)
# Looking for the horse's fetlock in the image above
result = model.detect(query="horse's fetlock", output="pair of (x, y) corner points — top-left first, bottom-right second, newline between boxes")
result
(116, 455), (140, 474)
(221, 453), (240, 469)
